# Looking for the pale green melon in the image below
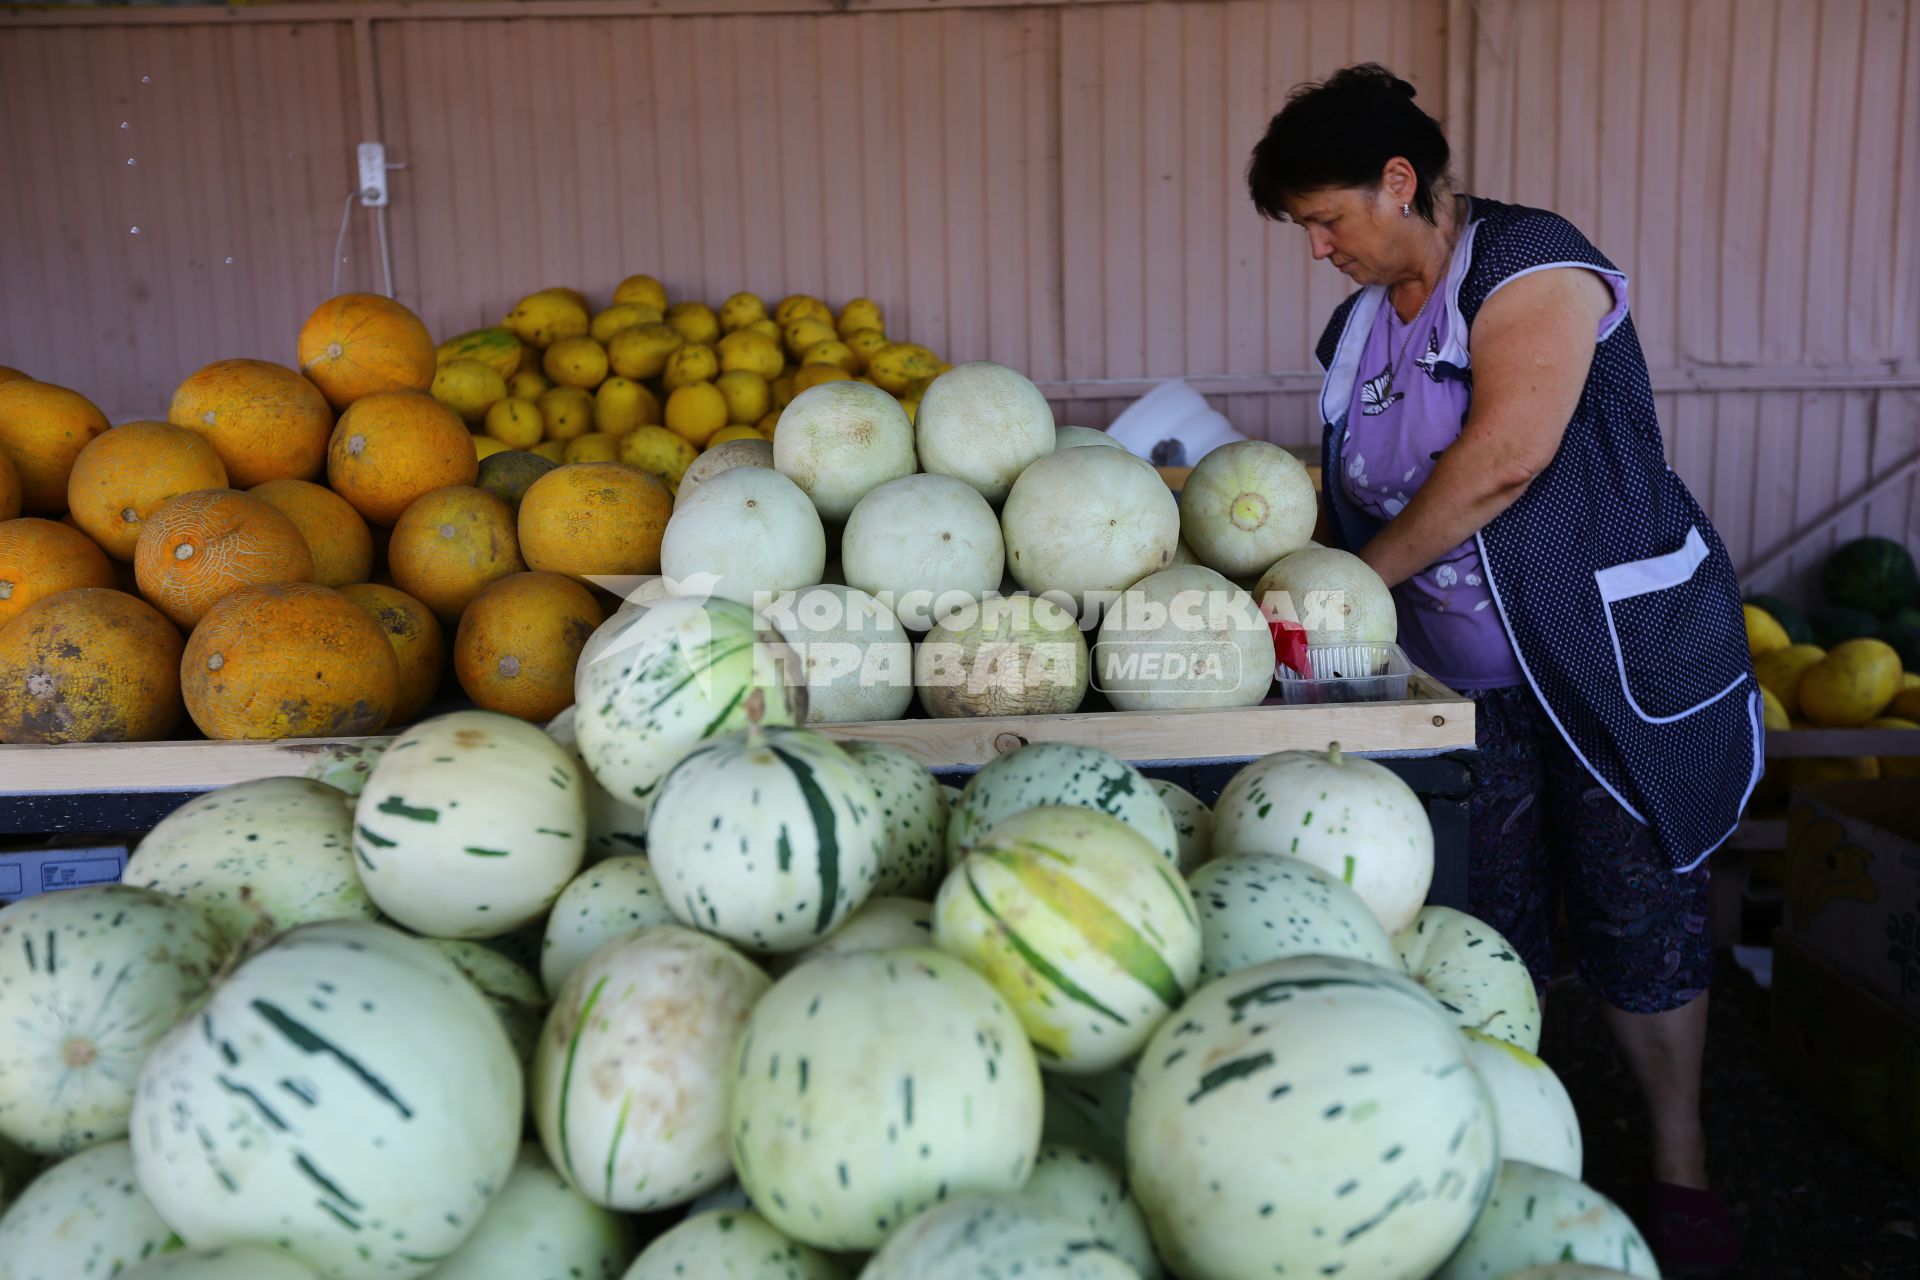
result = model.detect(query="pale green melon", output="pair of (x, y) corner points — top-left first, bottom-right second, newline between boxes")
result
(841, 473), (1006, 632)
(844, 741), (949, 898)
(1394, 906), (1543, 1052)
(1188, 852), (1395, 982)
(1254, 544), (1397, 646)
(1148, 778), (1212, 874)
(948, 742), (1178, 868)
(1020, 1145), (1160, 1279)
(538, 855), (676, 997)
(915, 361), (1057, 505)
(118, 1246), (319, 1280)
(1177, 440), (1316, 580)
(661, 467), (826, 606)
(0, 1141), (180, 1280)
(422, 939), (547, 1067)
(426, 1144), (637, 1280)
(1431, 1161), (1657, 1280)
(1092, 566), (1274, 710)
(915, 593), (1090, 718)
(773, 380), (916, 521)
(1001, 446), (1179, 613)
(860, 1194), (1139, 1280)
(622, 1208), (840, 1280)
(1460, 1030), (1582, 1179)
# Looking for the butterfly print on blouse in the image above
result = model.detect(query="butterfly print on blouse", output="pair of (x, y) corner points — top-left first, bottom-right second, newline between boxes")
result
(1359, 369), (1402, 416)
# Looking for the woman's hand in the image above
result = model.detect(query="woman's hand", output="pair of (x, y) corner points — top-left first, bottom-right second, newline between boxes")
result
(1356, 266), (1614, 587)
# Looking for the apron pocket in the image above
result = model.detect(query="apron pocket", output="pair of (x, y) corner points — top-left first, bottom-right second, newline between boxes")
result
(1594, 526), (1750, 724)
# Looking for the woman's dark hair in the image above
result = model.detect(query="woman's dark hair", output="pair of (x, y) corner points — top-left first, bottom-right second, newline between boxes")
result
(1246, 63), (1452, 223)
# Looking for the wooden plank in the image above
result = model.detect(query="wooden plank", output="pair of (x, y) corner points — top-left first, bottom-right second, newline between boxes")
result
(1760, 0), (1817, 368)
(0, 696), (1474, 796)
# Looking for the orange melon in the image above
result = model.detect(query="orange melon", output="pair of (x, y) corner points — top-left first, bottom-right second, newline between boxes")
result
(338, 582), (445, 726)
(0, 587), (183, 743)
(0, 380), (111, 514)
(0, 517), (118, 627)
(453, 570), (601, 722)
(385, 485), (525, 622)
(167, 359), (333, 486)
(296, 293), (437, 411)
(133, 488), (317, 628)
(248, 478), (374, 588)
(516, 461), (672, 581)
(67, 421), (230, 560)
(0, 367), (31, 386)
(326, 391), (480, 525)
(181, 582), (398, 740)
(0, 450), (20, 521)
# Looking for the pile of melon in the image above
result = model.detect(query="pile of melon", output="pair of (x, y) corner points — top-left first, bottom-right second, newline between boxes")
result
(1, 309), (1400, 748)
(1, 672), (1652, 1278)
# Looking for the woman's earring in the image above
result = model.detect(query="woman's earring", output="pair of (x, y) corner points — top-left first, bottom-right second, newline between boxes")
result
(1401, 202), (1412, 217)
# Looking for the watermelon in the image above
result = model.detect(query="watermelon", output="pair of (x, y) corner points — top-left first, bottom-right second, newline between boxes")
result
(726, 947), (1044, 1250)
(1126, 954), (1498, 1280)
(623, 1208), (840, 1280)
(947, 743), (1180, 868)
(1878, 608), (1920, 673)
(422, 939), (548, 1068)
(353, 709), (587, 939)
(123, 777), (376, 948)
(646, 721), (884, 953)
(1211, 745), (1434, 934)
(1020, 1145), (1161, 1279)
(1459, 1029), (1582, 1179)
(933, 805), (1202, 1074)
(532, 925), (768, 1212)
(0, 1141), (181, 1280)
(426, 1144), (637, 1280)
(129, 920), (523, 1280)
(119, 1246), (320, 1280)
(1745, 593), (1812, 645)
(572, 596), (804, 821)
(1431, 1160), (1657, 1279)
(1822, 536), (1918, 618)
(537, 854), (677, 996)
(0, 886), (227, 1156)
(846, 740), (950, 899)
(1814, 604), (1884, 648)
(1393, 905), (1542, 1051)
(1189, 852), (1396, 981)
(860, 1194), (1140, 1280)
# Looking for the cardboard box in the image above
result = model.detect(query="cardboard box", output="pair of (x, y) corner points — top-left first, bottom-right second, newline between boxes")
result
(0, 843), (129, 905)
(1783, 780), (1920, 1023)
(1769, 928), (1920, 1179)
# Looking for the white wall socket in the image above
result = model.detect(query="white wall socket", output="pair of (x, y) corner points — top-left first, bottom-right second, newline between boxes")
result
(357, 141), (388, 207)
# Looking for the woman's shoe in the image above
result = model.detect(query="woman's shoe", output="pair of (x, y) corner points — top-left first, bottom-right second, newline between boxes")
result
(1645, 1181), (1741, 1277)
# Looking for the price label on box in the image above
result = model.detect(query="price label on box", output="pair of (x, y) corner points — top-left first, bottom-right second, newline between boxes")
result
(0, 846), (129, 904)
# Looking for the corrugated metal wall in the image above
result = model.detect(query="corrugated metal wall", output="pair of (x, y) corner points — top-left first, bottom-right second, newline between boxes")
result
(2, 0), (1915, 602)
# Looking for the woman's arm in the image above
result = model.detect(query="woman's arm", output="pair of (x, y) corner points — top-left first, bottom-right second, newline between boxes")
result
(1354, 267), (1615, 588)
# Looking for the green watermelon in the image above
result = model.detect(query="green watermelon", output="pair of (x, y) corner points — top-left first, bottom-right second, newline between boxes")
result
(1745, 593), (1812, 645)
(1814, 605), (1883, 649)
(1877, 609), (1920, 673)
(1822, 536), (1918, 618)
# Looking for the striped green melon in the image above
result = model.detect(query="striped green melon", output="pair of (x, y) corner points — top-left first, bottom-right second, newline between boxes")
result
(354, 710), (587, 939)
(647, 723), (883, 952)
(301, 741), (390, 799)
(1394, 906), (1542, 1052)
(0, 886), (226, 1156)
(545, 706), (648, 861)
(425, 1144), (637, 1280)
(1460, 1030), (1581, 1179)
(533, 925), (769, 1212)
(1431, 1161), (1657, 1280)
(1126, 954), (1498, 1280)
(423, 939), (547, 1068)
(123, 777), (376, 948)
(1040, 1066), (1134, 1171)
(947, 743), (1179, 868)
(1020, 1145), (1160, 1279)
(860, 1194), (1140, 1280)
(572, 597), (804, 820)
(623, 1208), (841, 1280)
(933, 806), (1201, 1074)
(1148, 779), (1212, 874)
(538, 855), (676, 997)
(768, 895), (933, 976)
(1210, 745), (1433, 933)
(0, 1141), (181, 1280)
(1189, 852), (1395, 982)
(845, 740), (949, 898)
(129, 920), (523, 1280)
(119, 1246), (320, 1279)
(726, 947), (1043, 1250)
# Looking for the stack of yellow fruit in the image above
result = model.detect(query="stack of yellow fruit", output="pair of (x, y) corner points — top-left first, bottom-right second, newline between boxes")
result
(1744, 601), (1920, 800)
(430, 276), (949, 495)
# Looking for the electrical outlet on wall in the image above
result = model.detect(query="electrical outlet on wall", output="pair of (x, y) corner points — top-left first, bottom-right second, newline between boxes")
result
(357, 141), (388, 207)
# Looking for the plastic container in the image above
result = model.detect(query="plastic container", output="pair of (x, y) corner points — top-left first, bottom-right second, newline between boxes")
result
(1272, 642), (1413, 704)
(1103, 379), (1247, 467)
